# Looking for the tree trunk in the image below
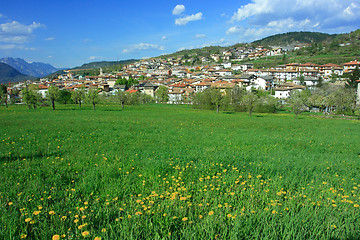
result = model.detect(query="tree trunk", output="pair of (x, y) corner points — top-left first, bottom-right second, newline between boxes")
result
(52, 100), (55, 110)
(5, 100), (7, 108)
(79, 101), (81, 108)
(93, 102), (95, 110)
(295, 113), (298, 119)
(249, 109), (252, 117)
(121, 101), (124, 109)
(33, 104), (37, 109)
(216, 104), (220, 113)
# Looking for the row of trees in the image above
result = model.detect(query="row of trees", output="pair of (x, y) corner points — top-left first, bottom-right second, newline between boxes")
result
(193, 87), (281, 116)
(1, 80), (358, 118)
(18, 86), (153, 110)
(192, 84), (358, 118)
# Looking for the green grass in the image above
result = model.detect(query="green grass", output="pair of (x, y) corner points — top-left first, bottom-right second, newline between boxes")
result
(1, 104), (360, 239)
(249, 52), (358, 68)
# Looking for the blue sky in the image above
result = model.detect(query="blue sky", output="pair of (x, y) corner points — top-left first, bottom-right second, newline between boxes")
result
(0, 0), (359, 68)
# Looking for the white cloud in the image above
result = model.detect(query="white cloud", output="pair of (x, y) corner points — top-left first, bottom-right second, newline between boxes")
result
(172, 5), (185, 15)
(0, 21), (44, 35)
(231, 0), (272, 22)
(194, 34), (206, 39)
(162, 36), (167, 40)
(175, 12), (203, 26)
(267, 18), (311, 29)
(227, 0), (360, 42)
(45, 37), (55, 41)
(0, 21), (45, 47)
(226, 26), (243, 35)
(0, 44), (35, 50)
(122, 43), (165, 53)
(89, 56), (100, 60)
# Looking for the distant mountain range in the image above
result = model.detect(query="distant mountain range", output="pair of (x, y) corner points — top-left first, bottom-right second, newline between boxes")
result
(0, 62), (35, 84)
(0, 57), (60, 78)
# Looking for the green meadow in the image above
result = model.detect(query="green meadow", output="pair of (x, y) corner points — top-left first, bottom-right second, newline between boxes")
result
(1, 104), (360, 239)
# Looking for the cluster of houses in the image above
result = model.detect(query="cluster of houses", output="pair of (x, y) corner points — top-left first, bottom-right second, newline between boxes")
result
(8, 56), (360, 104)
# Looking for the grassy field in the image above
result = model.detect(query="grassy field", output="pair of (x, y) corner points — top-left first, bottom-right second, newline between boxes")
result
(1, 104), (360, 239)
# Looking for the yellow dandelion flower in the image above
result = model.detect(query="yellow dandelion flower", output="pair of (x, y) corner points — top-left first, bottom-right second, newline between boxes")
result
(82, 231), (90, 237)
(227, 214), (232, 218)
(25, 218), (31, 222)
(199, 215), (203, 219)
(20, 234), (27, 239)
(33, 211), (41, 215)
(52, 235), (60, 240)
(74, 219), (79, 223)
(354, 204), (359, 208)
(8, 202), (13, 206)
(101, 228), (106, 233)
(94, 237), (102, 240)
(182, 217), (188, 221)
(208, 211), (214, 216)
(49, 211), (55, 215)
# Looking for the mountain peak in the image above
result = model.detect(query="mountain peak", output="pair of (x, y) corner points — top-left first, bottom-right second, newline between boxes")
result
(0, 57), (59, 78)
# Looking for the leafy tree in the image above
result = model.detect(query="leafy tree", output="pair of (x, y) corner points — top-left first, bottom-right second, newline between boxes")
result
(115, 90), (128, 109)
(86, 88), (99, 110)
(57, 90), (72, 104)
(9, 89), (20, 104)
(0, 85), (8, 108)
(210, 88), (223, 113)
(255, 95), (282, 113)
(329, 87), (356, 114)
(71, 88), (85, 108)
(127, 77), (139, 87)
(226, 86), (246, 112)
(22, 88), (42, 109)
(316, 76), (324, 88)
(115, 78), (128, 86)
(346, 66), (360, 89)
(287, 90), (308, 119)
(242, 91), (258, 117)
(47, 86), (60, 110)
(298, 74), (305, 86)
(155, 86), (169, 103)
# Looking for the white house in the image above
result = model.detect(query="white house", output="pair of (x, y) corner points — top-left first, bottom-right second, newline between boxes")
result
(215, 69), (232, 76)
(168, 88), (184, 104)
(222, 62), (232, 69)
(195, 82), (211, 92)
(274, 82), (306, 99)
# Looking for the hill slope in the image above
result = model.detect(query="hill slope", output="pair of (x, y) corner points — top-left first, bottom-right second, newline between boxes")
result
(73, 59), (137, 69)
(0, 62), (33, 84)
(252, 31), (337, 47)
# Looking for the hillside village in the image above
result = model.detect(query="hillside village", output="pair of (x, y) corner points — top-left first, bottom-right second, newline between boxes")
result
(4, 43), (360, 105)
